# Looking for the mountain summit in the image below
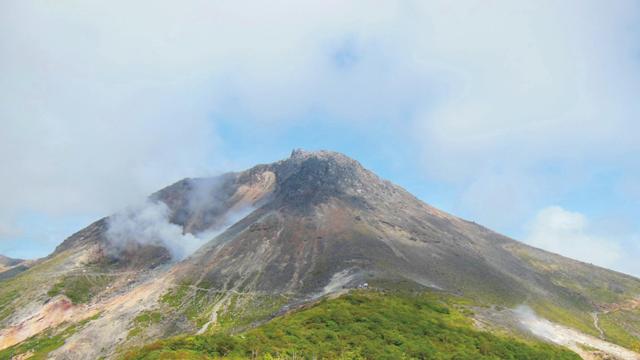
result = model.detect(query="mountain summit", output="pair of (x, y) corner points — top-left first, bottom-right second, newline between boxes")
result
(1, 150), (639, 359)
(172, 150), (640, 307)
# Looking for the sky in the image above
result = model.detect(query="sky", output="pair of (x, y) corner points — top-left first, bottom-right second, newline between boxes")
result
(1, 0), (640, 276)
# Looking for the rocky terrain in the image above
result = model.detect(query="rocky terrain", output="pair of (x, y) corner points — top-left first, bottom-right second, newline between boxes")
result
(1, 150), (639, 359)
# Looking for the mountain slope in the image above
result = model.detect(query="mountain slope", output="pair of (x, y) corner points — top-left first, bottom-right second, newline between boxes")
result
(0, 255), (24, 272)
(1, 149), (639, 359)
(171, 150), (640, 335)
(0, 255), (29, 281)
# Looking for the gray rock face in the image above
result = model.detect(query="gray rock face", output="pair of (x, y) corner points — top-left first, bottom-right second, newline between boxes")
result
(163, 150), (640, 313)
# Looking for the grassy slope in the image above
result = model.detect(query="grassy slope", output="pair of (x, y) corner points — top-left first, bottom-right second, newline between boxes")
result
(155, 283), (289, 333)
(0, 325), (77, 360)
(47, 273), (112, 304)
(0, 248), (113, 329)
(508, 243), (640, 344)
(123, 291), (580, 360)
(599, 309), (640, 352)
(0, 251), (74, 325)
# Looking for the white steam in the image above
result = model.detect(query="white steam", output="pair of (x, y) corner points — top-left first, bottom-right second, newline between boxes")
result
(513, 305), (640, 359)
(106, 201), (197, 260)
(105, 199), (254, 260)
(513, 305), (572, 345)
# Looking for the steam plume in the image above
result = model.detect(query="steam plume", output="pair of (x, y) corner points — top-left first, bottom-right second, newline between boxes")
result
(105, 200), (200, 260)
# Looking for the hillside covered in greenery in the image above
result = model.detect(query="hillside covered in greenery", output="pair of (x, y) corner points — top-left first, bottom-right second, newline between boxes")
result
(123, 291), (580, 360)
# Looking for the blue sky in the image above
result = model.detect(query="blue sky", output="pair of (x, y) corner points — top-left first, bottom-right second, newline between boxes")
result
(1, 1), (640, 276)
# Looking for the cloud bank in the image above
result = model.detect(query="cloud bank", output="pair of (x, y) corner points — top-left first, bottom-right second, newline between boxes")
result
(524, 206), (640, 276)
(1, 0), (639, 270)
(524, 206), (621, 267)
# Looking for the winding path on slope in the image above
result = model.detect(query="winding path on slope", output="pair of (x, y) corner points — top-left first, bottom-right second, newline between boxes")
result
(591, 312), (605, 340)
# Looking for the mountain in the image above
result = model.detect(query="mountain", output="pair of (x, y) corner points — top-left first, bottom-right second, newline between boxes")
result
(0, 255), (30, 282)
(0, 255), (23, 272)
(1, 150), (639, 359)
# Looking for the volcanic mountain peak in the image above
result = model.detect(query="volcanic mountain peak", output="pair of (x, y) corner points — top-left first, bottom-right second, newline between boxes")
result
(290, 148), (344, 160)
(286, 148), (366, 171)
(275, 149), (371, 186)
(255, 149), (400, 210)
(2, 151), (640, 359)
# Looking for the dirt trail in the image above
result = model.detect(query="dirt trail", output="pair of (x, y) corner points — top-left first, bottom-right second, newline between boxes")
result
(196, 294), (230, 335)
(591, 312), (605, 340)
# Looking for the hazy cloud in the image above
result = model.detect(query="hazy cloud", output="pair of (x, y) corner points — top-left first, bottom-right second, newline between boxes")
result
(1, 0), (639, 265)
(523, 206), (639, 275)
(0, 221), (21, 239)
(0, 0), (407, 248)
(410, 1), (640, 230)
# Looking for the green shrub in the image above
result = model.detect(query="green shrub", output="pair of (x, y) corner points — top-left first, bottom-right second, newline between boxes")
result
(47, 274), (111, 304)
(123, 291), (580, 360)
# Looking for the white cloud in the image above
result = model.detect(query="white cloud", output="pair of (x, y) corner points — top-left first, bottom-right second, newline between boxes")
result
(457, 171), (549, 230)
(523, 206), (632, 273)
(414, 1), (640, 169)
(0, 0), (409, 242)
(408, 1), (640, 230)
(1, 0), (639, 263)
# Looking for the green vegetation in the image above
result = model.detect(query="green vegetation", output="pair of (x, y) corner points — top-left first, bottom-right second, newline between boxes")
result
(160, 284), (191, 307)
(160, 284), (220, 328)
(128, 310), (164, 339)
(0, 289), (19, 323)
(160, 283), (289, 332)
(123, 291), (580, 360)
(599, 310), (640, 352)
(0, 313), (100, 360)
(135, 311), (163, 326)
(47, 273), (112, 304)
(508, 243), (640, 342)
(0, 326), (75, 360)
(216, 294), (288, 333)
(510, 244), (640, 303)
(0, 251), (74, 323)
